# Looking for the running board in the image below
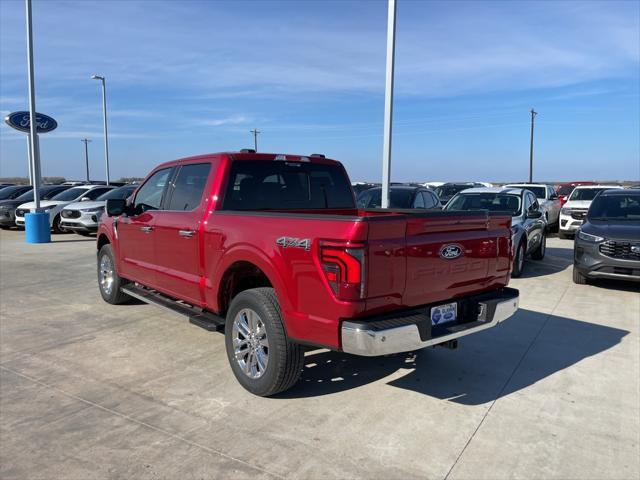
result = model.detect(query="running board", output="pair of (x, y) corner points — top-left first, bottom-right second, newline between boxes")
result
(121, 284), (225, 332)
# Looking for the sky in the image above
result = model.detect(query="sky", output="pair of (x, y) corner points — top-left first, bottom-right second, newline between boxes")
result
(0, 0), (638, 183)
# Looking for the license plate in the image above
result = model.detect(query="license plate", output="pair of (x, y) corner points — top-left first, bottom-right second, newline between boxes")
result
(431, 302), (457, 326)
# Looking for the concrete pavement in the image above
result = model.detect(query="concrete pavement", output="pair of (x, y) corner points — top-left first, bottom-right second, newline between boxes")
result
(1, 230), (638, 479)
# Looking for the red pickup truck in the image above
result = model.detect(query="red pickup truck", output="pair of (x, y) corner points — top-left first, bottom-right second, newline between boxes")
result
(97, 151), (519, 396)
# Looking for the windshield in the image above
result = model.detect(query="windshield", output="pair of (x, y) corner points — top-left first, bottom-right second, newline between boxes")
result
(0, 186), (29, 200)
(51, 187), (88, 201)
(435, 184), (473, 198)
(97, 186), (136, 201)
(558, 185), (576, 196)
(588, 193), (640, 221)
(357, 188), (414, 208)
(15, 186), (67, 202)
(569, 188), (612, 202)
(223, 160), (354, 210)
(445, 193), (522, 216)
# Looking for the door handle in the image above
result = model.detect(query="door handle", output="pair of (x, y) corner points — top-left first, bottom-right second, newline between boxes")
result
(178, 229), (195, 238)
(140, 226), (154, 233)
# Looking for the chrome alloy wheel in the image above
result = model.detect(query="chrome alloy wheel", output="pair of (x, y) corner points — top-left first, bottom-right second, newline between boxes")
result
(232, 308), (269, 379)
(99, 254), (115, 296)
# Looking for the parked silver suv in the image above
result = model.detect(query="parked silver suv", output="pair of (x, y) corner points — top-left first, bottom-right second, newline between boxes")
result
(445, 187), (546, 277)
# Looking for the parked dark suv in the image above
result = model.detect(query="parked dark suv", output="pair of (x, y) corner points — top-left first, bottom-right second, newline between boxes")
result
(573, 189), (640, 284)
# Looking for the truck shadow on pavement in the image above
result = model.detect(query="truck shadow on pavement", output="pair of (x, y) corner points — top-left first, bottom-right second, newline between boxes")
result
(278, 308), (628, 403)
(520, 247), (574, 279)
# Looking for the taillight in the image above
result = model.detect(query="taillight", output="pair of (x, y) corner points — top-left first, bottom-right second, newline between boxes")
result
(320, 242), (366, 301)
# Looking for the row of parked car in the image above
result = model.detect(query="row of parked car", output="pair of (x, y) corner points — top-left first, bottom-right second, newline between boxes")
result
(0, 183), (136, 235)
(352, 180), (639, 283)
(2, 177), (637, 285)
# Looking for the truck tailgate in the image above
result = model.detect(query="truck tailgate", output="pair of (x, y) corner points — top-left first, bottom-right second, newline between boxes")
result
(365, 212), (512, 310)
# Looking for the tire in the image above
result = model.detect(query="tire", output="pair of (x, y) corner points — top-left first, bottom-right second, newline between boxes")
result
(531, 231), (546, 260)
(225, 287), (304, 397)
(512, 241), (526, 278)
(52, 214), (64, 234)
(97, 244), (130, 304)
(573, 267), (588, 285)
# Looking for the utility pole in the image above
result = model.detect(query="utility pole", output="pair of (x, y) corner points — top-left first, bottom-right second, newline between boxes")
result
(529, 108), (537, 183)
(381, 0), (397, 208)
(81, 138), (91, 182)
(250, 128), (260, 151)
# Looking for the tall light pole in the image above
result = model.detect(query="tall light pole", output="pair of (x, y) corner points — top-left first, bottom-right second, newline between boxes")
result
(24, 0), (48, 243)
(529, 108), (537, 183)
(381, 0), (397, 208)
(250, 128), (260, 151)
(91, 75), (110, 185)
(81, 138), (91, 182)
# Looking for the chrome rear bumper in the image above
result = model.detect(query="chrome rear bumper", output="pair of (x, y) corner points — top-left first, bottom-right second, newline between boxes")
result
(341, 288), (519, 356)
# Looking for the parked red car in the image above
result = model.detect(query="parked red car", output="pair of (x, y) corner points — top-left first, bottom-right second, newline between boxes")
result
(556, 181), (597, 207)
(97, 151), (519, 395)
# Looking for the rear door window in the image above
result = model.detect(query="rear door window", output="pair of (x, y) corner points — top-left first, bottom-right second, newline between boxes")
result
(167, 163), (212, 211)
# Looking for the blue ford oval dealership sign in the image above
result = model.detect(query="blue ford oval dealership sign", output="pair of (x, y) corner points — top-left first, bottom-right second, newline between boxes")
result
(4, 111), (57, 134)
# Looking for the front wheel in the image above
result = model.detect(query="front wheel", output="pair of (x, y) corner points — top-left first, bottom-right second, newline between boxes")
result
(531, 232), (546, 260)
(225, 288), (304, 397)
(512, 241), (526, 278)
(97, 244), (130, 304)
(52, 214), (64, 234)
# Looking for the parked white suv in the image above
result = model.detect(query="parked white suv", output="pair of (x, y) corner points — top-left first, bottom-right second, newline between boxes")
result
(60, 185), (137, 235)
(15, 185), (114, 233)
(505, 184), (561, 231)
(558, 185), (623, 239)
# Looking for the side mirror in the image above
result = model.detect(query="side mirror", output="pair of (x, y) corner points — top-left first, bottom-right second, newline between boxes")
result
(81, 196), (91, 202)
(106, 198), (126, 217)
(527, 210), (543, 219)
(550, 194), (558, 200)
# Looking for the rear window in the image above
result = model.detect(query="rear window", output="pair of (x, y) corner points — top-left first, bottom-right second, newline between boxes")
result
(445, 193), (522, 216)
(222, 161), (354, 210)
(435, 184), (473, 198)
(508, 186), (546, 199)
(569, 188), (611, 201)
(357, 188), (414, 208)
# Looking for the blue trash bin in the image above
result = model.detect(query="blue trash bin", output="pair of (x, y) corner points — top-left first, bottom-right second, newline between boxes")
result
(25, 211), (51, 244)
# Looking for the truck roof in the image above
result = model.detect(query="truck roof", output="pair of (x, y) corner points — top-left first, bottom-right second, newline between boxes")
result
(153, 151), (341, 170)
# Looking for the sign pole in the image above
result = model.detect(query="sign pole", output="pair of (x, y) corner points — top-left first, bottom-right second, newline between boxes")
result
(381, 0), (396, 208)
(26, 135), (33, 185)
(24, 0), (49, 243)
(25, 0), (40, 208)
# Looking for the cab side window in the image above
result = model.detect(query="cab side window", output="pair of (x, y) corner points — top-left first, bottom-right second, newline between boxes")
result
(413, 191), (426, 208)
(134, 168), (172, 212)
(527, 193), (539, 211)
(167, 163), (212, 211)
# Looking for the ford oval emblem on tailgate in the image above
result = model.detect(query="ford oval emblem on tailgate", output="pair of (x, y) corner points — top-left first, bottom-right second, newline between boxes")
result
(440, 244), (463, 260)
